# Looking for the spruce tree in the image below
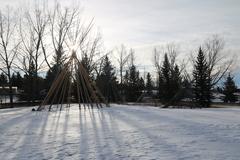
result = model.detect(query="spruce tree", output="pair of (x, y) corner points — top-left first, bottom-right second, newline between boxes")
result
(158, 54), (182, 104)
(123, 71), (129, 85)
(170, 65), (181, 99)
(45, 45), (66, 92)
(81, 53), (93, 76)
(122, 70), (129, 101)
(159, 54), (171, 102)
(222, 73), (238, 103)
(53, 45), (65, 68)
(128, 65), (139, 101)
(138, 77), (145, 94)
(158, 71), (164, 99)
(193, 47), (211, 108)
(45, 65), (60, 90)
(0, 73), (8, 86)
(96, 56), (118, 102)
(146, 72), (153, 95)
(12, 72), (23, 89)
(123, 64), (142, 102)
(25, 61), (35, 101)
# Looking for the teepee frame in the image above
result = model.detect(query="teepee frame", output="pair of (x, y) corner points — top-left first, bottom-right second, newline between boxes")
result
(37, 51), (108, 111)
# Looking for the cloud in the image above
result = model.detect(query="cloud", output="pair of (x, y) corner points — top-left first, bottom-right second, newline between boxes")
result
(0, 0), (239, 79)
(80, 0), (240, 54)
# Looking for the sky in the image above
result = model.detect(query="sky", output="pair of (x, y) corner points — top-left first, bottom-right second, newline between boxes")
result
(81, 0), (240, 47)
(0, 0), (240, 84)
(82, 0), (240, 84)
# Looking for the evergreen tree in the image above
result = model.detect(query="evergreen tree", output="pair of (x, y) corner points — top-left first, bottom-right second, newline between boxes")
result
(45, 44), (66, 92)
(171, 65), (181, 90)
(158, 71), (164, 99)
(11, 72), (23, 89)
(0, 73), (7, 86)
(53, 45), (66, 68)
(138, 77), (145, 93)
(181, 78), (193, 100)
(159, 54), (171, 102)
(146, 72), (153, 95)
(222, 73), (238, 103)
(96, 56), (118, 102)
(81, 53), (93, 77)
(129, 65), (139, 101)
(122, 70), (128, 100)
(45, 64), (60, 90)
(21, 61), (45, 102)
(123, 71), (129, 85)
(193, 47), (211, 108)
(123, 64), (142, 102)
(217, 86), (223, 94)
(170, 65), (181, 99)
(158, 54), (182, 104)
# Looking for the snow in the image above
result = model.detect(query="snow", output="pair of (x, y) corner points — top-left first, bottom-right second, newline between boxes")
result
(0, 104), (240, 160)
(0, 95), (18, 103)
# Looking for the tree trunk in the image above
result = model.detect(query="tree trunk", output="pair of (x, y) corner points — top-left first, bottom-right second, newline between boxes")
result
(7, 68), (13, 108)
(9, 85), (13, 108)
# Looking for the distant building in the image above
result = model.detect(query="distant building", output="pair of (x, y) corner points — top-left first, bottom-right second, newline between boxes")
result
(0, 86), (18, 95)
(212, 90), (240, 103)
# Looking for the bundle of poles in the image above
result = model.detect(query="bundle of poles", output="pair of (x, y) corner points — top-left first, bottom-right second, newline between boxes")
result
(37, 51), (108, 111)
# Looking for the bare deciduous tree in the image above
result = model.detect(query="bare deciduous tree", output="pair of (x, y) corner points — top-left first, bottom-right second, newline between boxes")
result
(116, 45), (130, 85)
(80, 33), (104, 77)
(153, 43), (182, 74)
(189, 35), (234, 86)
(16, 5), (49, 101)
(17, 6), (48, 75)
(62, 9), (108, 78)
(204, 35), (233, 86)
(49, 3), (78, 69)
(153, 43), (187, 107)
(0, 9), (20, 107)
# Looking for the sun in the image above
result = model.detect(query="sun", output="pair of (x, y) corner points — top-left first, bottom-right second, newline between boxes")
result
(67, 43), (79, 58)
(70, 43), (78, 53)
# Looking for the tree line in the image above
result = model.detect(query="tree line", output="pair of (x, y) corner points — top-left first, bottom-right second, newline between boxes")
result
(0, 3), (237, 108)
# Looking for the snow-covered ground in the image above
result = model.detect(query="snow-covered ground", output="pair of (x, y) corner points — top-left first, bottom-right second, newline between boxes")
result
(0, 104), (240, 160)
